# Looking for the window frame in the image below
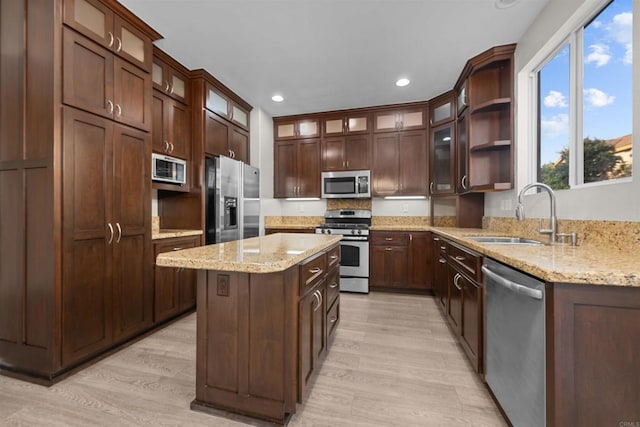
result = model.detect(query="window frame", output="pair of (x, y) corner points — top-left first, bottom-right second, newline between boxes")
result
(530, 0), (633, 190)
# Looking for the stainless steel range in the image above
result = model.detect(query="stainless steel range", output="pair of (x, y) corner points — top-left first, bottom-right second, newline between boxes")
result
(315, 209), (371, 293)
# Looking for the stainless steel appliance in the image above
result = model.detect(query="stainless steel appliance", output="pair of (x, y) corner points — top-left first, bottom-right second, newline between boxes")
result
(316, 209), (370, 293)
(205, 155), (260, 244)
(152, 153), (187, 185)
(483, 258), (545, 427)
(321, 170), (371, 199)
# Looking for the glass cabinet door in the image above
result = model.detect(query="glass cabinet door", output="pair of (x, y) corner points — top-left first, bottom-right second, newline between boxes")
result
(431, 123), (455, 194)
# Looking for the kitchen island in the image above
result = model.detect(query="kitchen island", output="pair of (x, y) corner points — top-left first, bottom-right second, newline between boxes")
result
(156, 233), (342, 424)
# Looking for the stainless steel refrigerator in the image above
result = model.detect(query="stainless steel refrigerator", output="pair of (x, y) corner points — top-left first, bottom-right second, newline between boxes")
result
(205, 156), (260, 244)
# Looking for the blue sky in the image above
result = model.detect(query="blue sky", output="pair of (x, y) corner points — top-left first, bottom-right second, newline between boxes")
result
(539, 0), (632, 165)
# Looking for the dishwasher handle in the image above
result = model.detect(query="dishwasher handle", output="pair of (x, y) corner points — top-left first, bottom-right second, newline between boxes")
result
(482, 265), (543, 300)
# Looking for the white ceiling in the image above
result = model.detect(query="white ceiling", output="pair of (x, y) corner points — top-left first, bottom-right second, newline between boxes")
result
(120, 0), (550, 117)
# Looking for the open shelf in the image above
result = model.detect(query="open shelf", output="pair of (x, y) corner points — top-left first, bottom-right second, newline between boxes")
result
(469, 140), (511, 152)
(470, 98), (511, 115)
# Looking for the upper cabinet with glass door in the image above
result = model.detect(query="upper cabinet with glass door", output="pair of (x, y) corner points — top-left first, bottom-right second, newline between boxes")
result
(205, 83), (250, 131)
(63, 0), (156, 71)
(429, 91), (455, 127)
(373, 107), (426, 133)
(152, 48), (190, 104)
(322, 113), (370, 136)
(274, 118), (320, 140)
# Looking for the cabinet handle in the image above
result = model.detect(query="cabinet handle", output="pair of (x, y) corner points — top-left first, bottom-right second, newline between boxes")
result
(107, 223), (114, 244)
(115, 103), (122, 118)
(346, 160), (349, 168)
(440, 245), (446, 250)
(385, 237), (393, 241)
(455, 256), (466, 262)
(313, 291), (321, 311)
(169, 84), (174, 95)
(116, 222), (122, 243)
(453, 273), (463, 290)
(231, 150), (236, 159)
(107, 32), (114, 48)
(329, 282), (338, 289)
(329, 255), (338, 260)
(461, 175), (468, 190)
(429, 118), (433, 126)
(330, 316), (338, 324)
(165, 81), (170, 92)
(164, 140), (169, 152)
(410, 234), (413, 241)
(115, 37), (122, 53)
(438, 258), (446, 264)
(385, 247), (392, 251)
(430, 182), (434, 193)
(106, 100), (114, 115)
(433, 237), (440, 241)
(173, 247), (184, 251)
(309, 267), (322, 274)
(169, 142), (174, 153)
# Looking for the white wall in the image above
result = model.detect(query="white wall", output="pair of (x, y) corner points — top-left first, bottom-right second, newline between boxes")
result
(485, 0), (639, 221)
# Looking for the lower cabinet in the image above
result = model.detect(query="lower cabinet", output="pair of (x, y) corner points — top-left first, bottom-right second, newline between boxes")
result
(264, 227), (316, 235)
(432, 233), (483, 374)
(193, 243), (340, 423)
(370, 231), (431, 291)
(153, 235), (200, 323)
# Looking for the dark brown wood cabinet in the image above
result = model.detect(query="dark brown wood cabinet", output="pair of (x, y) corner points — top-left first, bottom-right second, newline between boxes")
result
(0, 0), (160, 381)
(152, 54), (190, 104)
(429, 92), (455, 128)
(152, 92), (190, 159)
(370, 231), (431, 292)
(430, 122), (456, 195)
(432, 234), (483, 373)
(299, 281), (326, 400)
(373, 107), (426, 133)
(275, 118), (320, 140)
(63, 28), (151, 132)
(204, 109), (249, 162)
(62, 106), (152, 365)
(274, 139), (321, 198)
(153, 236), (200, 323)
(321, 134), (371, 171)
(63, 0), (153, 71)
(372, 130), (428, 196)
(206, 83), (250, 131)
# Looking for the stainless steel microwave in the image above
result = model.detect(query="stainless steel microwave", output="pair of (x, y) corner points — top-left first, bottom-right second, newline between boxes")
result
(321, 170), (371, 198)
(152, 153), (187, 185)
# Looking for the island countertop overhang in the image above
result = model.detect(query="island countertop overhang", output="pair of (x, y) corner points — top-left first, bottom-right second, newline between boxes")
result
(156, 233), (342, 273)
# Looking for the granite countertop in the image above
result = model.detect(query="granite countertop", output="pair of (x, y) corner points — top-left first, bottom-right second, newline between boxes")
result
(156, 233), (342, 273)
(370, 225), (431, 231)
(264, 224), (318, 229)
(152, 229), (203, 240)
(430, 227), (640, 287)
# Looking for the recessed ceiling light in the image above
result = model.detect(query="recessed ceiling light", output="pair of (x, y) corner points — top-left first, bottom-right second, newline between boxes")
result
(272, 94), (284, 102)
(495, 0), (520, 9)
(395, 78), (410, 87)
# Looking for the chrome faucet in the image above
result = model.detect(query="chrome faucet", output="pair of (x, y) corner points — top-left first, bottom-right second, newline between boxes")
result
(515, 182), (557, 244)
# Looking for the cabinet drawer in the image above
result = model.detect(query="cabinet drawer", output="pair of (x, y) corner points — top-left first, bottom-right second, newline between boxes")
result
(327, 297), (340, 340)
(371, 232), (409, 247)
(299, 253), (327, 295)
(326, 267), (340, 309)
(154, 235), (200, 259)
(432, 235), (448, 254)
(448, 241), (482, 281)
(327, 245), (340, 269)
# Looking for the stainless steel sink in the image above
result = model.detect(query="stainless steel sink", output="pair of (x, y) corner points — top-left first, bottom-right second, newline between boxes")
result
(466, 236), (545, 245)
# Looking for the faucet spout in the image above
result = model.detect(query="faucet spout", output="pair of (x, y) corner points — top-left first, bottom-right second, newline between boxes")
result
(515, 182), (557, 243)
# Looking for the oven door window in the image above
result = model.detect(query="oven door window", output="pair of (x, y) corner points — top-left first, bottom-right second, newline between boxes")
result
(325, 177), (356, 195)
(341, 243), (361, 267)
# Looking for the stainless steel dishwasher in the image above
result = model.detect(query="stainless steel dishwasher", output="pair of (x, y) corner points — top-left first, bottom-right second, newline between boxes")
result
(483, 258), (546, 427)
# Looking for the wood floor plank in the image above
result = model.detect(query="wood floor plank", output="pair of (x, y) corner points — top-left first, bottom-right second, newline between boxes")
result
(0, 293), (503, 426)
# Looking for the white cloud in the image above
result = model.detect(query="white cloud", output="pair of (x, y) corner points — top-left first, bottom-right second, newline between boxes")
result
(585, 44), (611, 67)
(543, 90), (567, 108)
(541, 114), (569, 137)
(592, 20), (603, 29)
(623, 42), (632, 65)
(605, 11), (632, 65)
(584, 88), (615, 107)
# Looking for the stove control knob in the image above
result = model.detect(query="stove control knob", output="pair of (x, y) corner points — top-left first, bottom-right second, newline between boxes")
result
(357, 229), (362, 235)
(327, 229), (332, 234)
(351, 229), (356, 235)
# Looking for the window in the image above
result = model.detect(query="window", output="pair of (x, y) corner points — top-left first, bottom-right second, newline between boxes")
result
(536, 0), (633, 190)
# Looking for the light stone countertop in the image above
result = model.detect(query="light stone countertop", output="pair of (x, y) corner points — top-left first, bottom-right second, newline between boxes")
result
(370, 225), (432, 231)
(430, 227), (640, 287)
(156, 233), (342, 273)
(152, 229), (203, 240)
(264, 224), (317, 230)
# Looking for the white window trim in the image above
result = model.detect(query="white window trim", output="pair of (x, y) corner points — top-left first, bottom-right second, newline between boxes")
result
(521, 0), (634, 191)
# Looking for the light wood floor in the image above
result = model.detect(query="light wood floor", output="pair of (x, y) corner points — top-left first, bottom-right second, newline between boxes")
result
(0, 293), (505, 426)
